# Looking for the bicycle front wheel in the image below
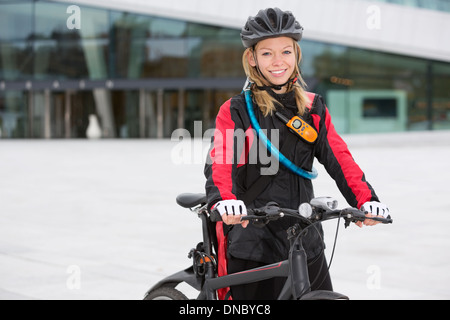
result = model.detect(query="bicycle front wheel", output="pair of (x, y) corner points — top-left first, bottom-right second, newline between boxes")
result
(144, 285), (188, 300)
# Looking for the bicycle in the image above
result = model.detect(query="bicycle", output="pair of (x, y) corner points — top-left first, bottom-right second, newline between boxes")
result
(144, 193), (393, 300)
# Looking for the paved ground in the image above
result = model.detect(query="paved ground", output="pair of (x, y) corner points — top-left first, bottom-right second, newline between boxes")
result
(1, 130), (450, 300)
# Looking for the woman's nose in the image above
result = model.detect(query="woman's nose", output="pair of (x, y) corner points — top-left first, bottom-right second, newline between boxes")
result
(272, 53), (283, 65)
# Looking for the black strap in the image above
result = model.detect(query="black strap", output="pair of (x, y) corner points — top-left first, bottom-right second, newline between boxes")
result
(241, 131), (297, 205)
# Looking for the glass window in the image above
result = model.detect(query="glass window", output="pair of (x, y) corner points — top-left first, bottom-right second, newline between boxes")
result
(303, 40), (434, 133)
(34, 1), (90, 79)
(187, 23), (243, 78)
(300, 40), (350, 114)
(0, 91), (28, 138)
(432, 61), (450, 129)
(110, 12), (147, 79)
(194, 38), (243, 78)
(363, 98), (398, 118)
(368, 0), (450, 13)
(28, 1), (110, 80)
(110, 12), (189, 78)
(73, 5), (110, 80)
(0, 2), (34, 80)
(0, 2), (33, 41)
(140, 38), (189, 78)
(110, 90), (140, 138)
(347, 48), (428, 131)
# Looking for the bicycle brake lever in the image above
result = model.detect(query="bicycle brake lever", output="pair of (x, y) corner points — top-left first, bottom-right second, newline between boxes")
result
(264, 202), (281, 213)
(242, 203), (282, 227)
(341, 208), (365, 228)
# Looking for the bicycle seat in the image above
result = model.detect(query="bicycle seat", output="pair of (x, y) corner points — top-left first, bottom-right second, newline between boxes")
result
(176, 193), (207, 208)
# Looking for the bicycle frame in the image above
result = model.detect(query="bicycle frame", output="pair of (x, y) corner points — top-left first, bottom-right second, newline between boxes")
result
(202, 236), (313, 300)
(146, 195), (348, 300)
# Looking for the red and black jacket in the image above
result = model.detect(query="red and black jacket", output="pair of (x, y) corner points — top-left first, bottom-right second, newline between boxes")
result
(204, 90), (379, 291)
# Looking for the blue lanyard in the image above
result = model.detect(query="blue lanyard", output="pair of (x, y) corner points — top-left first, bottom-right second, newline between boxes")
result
(243, 80), (318, 180)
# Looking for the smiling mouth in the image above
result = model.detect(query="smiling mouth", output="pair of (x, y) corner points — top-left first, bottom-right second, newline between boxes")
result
(270, 69), (287, 75)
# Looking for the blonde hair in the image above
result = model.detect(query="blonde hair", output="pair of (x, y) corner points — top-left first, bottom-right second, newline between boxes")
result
(242, 40), (310, 117)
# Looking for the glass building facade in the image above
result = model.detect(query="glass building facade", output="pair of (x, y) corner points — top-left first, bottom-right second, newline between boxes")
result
(371, 0), (450, 12)
(1, 0), (449, 138)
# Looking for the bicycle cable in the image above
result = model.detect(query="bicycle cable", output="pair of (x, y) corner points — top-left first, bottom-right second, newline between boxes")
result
(243, 79), (318, 180)
(287, 212), (343, 294)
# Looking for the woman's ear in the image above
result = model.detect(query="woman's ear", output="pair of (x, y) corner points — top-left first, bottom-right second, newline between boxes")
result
(247, 50), (257, 67)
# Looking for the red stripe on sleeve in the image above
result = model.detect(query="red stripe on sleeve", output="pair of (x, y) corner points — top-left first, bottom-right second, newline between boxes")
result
(210, 99), (237, 201)
(323, 107), (374, 208)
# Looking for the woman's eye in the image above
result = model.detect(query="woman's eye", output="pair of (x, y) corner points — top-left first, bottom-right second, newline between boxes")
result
(283, 50), (292, 55)
(261, 52), (271, 56)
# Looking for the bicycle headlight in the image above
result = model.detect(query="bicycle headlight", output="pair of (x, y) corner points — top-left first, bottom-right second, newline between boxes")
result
(310, 197), (338, 211)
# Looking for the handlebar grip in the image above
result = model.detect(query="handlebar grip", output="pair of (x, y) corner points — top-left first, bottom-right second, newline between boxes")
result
(341, 208), (393, 224)
(241, 215), (259, 221)
(370, 216), (393, 224)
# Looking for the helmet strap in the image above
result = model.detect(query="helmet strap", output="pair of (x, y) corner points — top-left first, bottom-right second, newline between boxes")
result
(256, 77), (298, 92)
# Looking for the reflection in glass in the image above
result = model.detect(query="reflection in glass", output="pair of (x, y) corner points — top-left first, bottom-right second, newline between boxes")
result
(1, 0), (449, 138)
(0, 3), (33, 80)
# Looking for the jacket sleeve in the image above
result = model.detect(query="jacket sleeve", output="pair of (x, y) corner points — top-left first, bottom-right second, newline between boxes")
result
(313, 95), (379, 209)
(204, 99), (239, 210)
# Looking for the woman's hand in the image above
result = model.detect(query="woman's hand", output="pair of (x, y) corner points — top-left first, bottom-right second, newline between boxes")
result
(356, 201), (391, 228)
(213, 200), (249, 228)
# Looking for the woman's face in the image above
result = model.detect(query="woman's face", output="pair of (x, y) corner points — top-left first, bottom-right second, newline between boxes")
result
(248, 36), (297, 93)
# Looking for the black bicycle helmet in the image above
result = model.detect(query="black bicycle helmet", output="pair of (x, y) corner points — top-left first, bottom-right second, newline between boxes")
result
(241, 7), (303, 48)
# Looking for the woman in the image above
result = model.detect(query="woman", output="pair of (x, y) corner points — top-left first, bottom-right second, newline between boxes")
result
(204, 7), (390, 300)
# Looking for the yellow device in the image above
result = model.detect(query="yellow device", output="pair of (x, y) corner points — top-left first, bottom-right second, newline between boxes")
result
(276, 112), (318, 144)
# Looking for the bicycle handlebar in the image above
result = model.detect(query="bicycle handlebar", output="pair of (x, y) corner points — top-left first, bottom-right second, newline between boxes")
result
(241, 202), (393, 227)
